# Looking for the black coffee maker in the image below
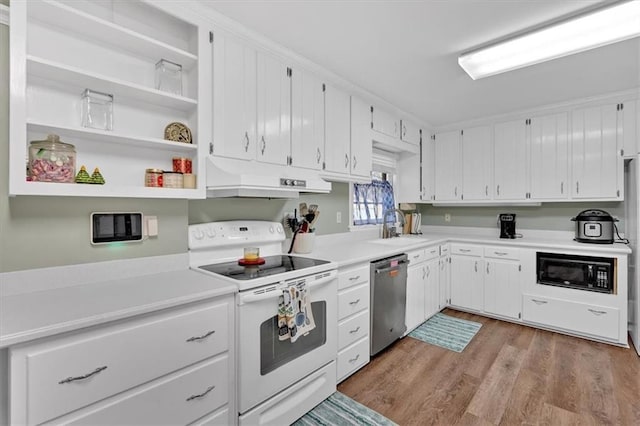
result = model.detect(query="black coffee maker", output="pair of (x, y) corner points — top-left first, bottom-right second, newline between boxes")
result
(499, 213), (517, 239)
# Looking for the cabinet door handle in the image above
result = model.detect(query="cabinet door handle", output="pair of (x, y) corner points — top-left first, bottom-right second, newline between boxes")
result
(186, 385), (215, 402)
(402, 124), (406, 137)
(58, 366), (108, 384)
(413, 254), (421, 259)
(348, 275), (360, 281)
(316, 147), (322, 163)
(344, 153), (349, 168)
(423, 267), (427, 279)
(353, 155), (357, 169)
(531, 299), (548, 305)
(349, 354), (360, 363)
(485, 185), (488, 196)
(474, 261), (478, 272)
(349, 299), (360, 306)
(576, 181), (579, 194)
(588, 309), (607, 316)
(244, 131), (250, 152)
(560, 181), (564, 194)
(186, 330), (216, 342)
(349, 326), (361, 334)
(261, 136), (266, 155)
(426, 266), (430, 278)
(454, 186), (458, 197)
(496, 185), (500, 196)
(486, 263), (490, 274)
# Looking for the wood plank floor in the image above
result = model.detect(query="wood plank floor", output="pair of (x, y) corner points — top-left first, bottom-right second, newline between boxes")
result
(338, 309), (640, 425)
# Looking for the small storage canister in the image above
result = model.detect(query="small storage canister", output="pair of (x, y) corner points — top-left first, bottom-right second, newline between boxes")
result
(172, 157), (192, 174)
(163, 171), (183, 188)
(145, 168), (163, 187)
(29, 134), (76, 183)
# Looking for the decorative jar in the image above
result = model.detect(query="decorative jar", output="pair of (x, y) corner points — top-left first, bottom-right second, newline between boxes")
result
(29, 134), (76, 183)
(81, 89), (113, 130)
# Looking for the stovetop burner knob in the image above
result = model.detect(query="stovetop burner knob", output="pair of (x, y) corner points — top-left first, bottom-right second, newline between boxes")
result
(269, 225), (274, 234)
(206, 227), (216, 238)
(192, 229), (205, 240)
(276, 224), (283, 233)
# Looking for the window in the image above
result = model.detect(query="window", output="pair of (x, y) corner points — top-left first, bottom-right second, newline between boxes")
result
(352, 171), (396, 226)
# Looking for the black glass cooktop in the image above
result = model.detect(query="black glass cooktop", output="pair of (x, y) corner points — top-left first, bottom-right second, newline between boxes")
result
(199, 255), (330, 281)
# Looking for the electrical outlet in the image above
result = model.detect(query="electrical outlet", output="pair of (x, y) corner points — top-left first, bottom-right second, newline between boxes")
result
(336, 211), (342, 224)
(444, 213), (451, 222)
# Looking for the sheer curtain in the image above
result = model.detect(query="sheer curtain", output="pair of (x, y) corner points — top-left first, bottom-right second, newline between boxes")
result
(353, 176), (395, 225)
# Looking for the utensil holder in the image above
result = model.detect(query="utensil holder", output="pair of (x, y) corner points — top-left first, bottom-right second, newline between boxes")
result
(293, 232), (315, 254)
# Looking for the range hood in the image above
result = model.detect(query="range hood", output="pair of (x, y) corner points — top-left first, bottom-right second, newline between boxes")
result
(206, 156), (332, 198)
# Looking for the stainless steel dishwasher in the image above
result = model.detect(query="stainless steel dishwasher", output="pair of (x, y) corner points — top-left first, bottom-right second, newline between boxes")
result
(370, 253), (408, 355)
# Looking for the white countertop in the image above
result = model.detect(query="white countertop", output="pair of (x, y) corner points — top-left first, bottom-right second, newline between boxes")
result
(0, 255), (237, 348)
(307, 226), (632, 268)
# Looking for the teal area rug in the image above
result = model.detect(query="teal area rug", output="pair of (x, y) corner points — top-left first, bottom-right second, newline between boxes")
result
(292, 391), (397, 426)
(408, 312), (482, 353)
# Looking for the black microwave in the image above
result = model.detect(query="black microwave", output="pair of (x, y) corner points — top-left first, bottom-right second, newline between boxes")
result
(536, 252), (615, 294)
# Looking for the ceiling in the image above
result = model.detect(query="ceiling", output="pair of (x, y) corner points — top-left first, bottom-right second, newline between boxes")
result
(202, 0), (640, 128)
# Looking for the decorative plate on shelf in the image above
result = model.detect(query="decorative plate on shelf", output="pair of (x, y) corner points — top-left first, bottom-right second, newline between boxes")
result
(164, 122), (192, 144)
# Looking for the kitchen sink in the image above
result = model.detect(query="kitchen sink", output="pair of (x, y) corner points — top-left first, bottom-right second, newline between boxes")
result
(368, 236), (427, 246)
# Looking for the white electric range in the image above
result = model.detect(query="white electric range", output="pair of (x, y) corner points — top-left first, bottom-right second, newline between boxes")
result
(188, 221), (338, 426)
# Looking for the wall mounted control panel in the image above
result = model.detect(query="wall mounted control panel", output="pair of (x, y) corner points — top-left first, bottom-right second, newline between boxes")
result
(91, 212), (143, 245)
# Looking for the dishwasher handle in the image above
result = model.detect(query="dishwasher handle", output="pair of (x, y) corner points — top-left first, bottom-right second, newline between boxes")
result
(374, 260), (409, 274)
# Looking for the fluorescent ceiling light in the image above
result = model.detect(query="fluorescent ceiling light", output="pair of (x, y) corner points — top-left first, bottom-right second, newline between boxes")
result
(458, 1), (640, 80)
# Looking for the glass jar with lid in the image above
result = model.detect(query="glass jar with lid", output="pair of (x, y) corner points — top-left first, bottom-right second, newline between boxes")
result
(28, 134), (76, 183)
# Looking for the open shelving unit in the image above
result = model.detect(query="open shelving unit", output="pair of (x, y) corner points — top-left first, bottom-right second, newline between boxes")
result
(9, 0), (208, 199)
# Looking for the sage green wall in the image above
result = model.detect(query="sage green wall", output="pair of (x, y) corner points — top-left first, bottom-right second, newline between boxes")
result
(188, 183), (351, 235)
(0, 24), (189, 273)
(419, 202), (625, 233)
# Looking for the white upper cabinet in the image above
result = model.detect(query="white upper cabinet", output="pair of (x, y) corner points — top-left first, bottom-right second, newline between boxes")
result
(291, 69), (324, 170)
(620, 100), (638, 157)
(324, 84), (351, 174)
(434, 130), (462, 201)
(350, 96), (373, 178)
(256, 53), (291, 165)
(493, 119), (528, 201)
(400, 119), (421, 145)
(10, 0), (208, 198)
(571, 103), (622, 200)
(396, 151), (421, 203)
(529, 113), (568, 200)
(371, 106), (400, 139)
(421, 134), (435, 202)
(212, 33), (256, 161)
(461, 126), (492, 201)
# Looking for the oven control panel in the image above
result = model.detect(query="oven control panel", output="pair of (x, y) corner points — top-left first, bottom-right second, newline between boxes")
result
(188, 221), (284, 250)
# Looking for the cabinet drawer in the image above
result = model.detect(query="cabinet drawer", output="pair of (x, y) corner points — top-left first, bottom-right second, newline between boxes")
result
(11, 300), (229, 425)
(408, 249), (427, 264)
(425, 246), (440, 261)
(338, 265), (370, 290)
(337, 338), (369, 382)
(522, 294), (619, 340)
(338, 283), (370, 319)
(62, 356), (229, 425)
(484, 246), (520, 260)
(338, 310), (369, 349)
(450, 244), (482, 257)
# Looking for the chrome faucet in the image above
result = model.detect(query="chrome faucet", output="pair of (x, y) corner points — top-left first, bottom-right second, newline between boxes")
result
(382, 208), (405, 239)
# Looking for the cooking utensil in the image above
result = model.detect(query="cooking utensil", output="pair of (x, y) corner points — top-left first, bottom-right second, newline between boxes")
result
(309, 210), (320, 228)
(299, 202), (308, 216)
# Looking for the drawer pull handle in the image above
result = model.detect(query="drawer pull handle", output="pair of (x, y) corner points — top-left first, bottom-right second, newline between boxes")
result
(349, 326), (361, 334)
(186, 385), (216, 401)
(459, 249), (471, 253)
(413, 255), (420, 259)
(531, 299), (548, 305)
(349, 299), (361, 306)
(58, 366), (107, 384)
(349, 354), (360, 363)
(186, 330), (216, 342)
(588, 309), (607, 316)
(348, 275), (360, 281)
(494, 252), (508, 256)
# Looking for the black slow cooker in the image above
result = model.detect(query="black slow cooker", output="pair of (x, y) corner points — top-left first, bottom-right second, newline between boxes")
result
(571, 209), (617, 244)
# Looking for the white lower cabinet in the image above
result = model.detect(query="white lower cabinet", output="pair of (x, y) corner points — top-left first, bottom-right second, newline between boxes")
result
(405, 246), (442, 334)
(424, 257), (440, 319)
(9, 296), (235, 426)
(406, 260), (426, 333)
(522, 294), (619, 341)
(483, 247), (521, 320)
(337, 264), (370, 382)
(450, 245), (484, 312)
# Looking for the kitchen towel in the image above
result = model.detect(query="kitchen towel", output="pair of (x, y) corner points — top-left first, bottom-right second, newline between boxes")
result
(278, 283), (315, 343)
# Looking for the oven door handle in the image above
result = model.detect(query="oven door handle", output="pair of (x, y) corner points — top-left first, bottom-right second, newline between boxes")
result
(239, 271), (337, 305)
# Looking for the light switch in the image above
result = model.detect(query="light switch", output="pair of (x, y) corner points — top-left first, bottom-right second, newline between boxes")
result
(146, 216), (158, 237)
